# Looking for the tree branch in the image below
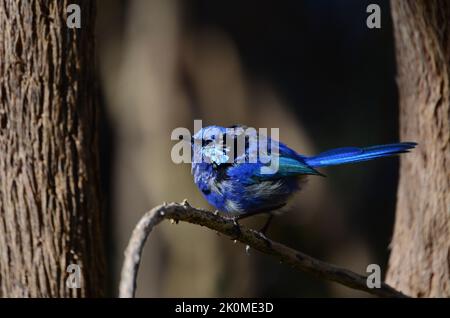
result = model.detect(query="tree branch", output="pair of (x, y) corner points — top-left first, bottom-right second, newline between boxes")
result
(119, 201), (408, 298)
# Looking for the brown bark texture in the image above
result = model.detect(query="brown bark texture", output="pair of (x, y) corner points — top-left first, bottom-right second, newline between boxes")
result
(387, 0), (450, 297)
(0, 1), (105, 297)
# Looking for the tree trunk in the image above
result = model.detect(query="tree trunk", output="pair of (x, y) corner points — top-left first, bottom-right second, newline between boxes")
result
(0, 1), (105, 297)
(387, 0), (450, 297)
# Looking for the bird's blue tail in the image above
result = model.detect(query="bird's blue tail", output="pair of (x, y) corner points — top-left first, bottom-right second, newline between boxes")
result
(304, 142), (417, 168)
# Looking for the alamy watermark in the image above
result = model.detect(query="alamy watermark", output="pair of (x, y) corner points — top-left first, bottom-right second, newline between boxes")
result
(66, 4), (81, 29)
(366, 4), (381, 29)
(366, 264), (381, 289)
(66, 264), (81, 289)
(171, 120), (280, 174)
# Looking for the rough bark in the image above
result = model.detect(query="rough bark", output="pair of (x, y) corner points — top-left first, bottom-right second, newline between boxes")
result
(0, 1), (105, 297)
(387, 0), (450, 297)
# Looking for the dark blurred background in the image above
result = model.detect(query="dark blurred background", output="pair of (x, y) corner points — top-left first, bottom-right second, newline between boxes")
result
(96, 0), (399, 297)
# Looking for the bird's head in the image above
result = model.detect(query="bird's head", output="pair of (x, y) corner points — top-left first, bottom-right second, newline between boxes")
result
(192, 125), (231, 166)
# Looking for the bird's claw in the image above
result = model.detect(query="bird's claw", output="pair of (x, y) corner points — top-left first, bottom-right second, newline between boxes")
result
(260, 234), (272, 248)
(254, 229), (272, 248)
(230, 217), (242, 241)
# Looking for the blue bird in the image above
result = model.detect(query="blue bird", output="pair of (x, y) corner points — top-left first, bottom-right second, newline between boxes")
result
(191, 125), (416, 232)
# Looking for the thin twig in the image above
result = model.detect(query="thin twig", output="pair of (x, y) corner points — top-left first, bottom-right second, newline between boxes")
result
(119, 201), (408, 298)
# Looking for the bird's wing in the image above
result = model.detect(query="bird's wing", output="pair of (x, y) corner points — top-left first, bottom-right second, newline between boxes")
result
(223, 126), (322, 182)
(252, 156), (322, 180)
(226, 151), (322, 184)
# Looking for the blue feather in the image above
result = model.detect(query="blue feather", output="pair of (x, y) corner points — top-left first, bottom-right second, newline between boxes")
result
(253, 157), (321, 179)
(304, 142), (417, 168)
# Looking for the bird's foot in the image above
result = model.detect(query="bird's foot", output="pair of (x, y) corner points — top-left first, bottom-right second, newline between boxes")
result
(255, 230), (272, 248)
(258, 214), (274, 236)
(229, 217), (242, 241)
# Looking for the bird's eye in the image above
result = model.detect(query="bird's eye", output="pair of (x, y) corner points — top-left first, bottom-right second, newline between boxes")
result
(203, 139), (213, 147)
